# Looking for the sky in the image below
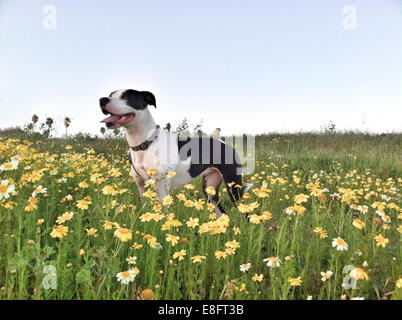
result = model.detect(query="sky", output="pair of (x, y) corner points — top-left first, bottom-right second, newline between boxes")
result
(0, 0), (401, 136)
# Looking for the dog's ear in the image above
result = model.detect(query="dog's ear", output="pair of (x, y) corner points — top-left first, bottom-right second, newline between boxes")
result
(142, 91), (156, 108)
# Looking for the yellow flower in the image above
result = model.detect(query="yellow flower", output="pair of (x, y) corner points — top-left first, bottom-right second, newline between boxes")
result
(56, 211), (74, 224)
(249, 214), (262, 224)
(215, 251), (227, 260)
(252, 274), (264, 282)
(114, 227), (132, 242)
(194, 199), (204, 210)
(102, 185), (117, 195)
(140, 212), (155, 222)
(349, 268), (369, 280)
(225, 240), (241, 249)
(147, 168), (158, 176)
(25, 197), (38, 212)
(313, 227), (328, 239)
(238, 203), (252, 214)
(396, 278), (402, 289)
(288, 276), (302, 287)
(261, 211), (272, 220)
(207, 202), (216, 212)
(37, 218), (45, 226)
(166, 234), (180, 246)
(131, 242), (143, 250)
(50, 225), (69, 239)
(177, 193), (186, 201)
(184, 200), (194, 207)
(205, 186), (216, 196)
(86, 228), (98, 236)
(143, 189), (156, 198)
(79, 249), (85, 256)
(76, 199), (91, 210)
(232, 227), (241, 235)
(163, 195), (174, 206)
(103, 220), (117, 230)
(167, 171), (176, 178)
(374, 234), (389, 247)
(352, 219), (365, 230)
(293, 194), (309, 204)
(190, 255), (206, 264)
(78, 181), (89, 189)
(186, 217), (199, 229)
(172, 250), (186, 261)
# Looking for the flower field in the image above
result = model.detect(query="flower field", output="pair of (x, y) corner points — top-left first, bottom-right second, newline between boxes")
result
(0, 133), (401, 300)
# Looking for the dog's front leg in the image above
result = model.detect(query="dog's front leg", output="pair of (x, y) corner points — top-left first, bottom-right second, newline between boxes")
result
(132, 171), (145, 202)
(155, 179), (169, 202)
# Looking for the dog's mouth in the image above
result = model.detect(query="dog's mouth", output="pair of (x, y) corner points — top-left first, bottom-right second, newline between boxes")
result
(101, 112), (136, 129)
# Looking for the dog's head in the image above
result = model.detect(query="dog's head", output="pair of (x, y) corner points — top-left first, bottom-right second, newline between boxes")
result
(99, 89), (156, 129)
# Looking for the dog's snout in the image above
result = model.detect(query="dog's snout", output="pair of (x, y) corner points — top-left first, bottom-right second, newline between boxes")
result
(99, 97), (110, 107)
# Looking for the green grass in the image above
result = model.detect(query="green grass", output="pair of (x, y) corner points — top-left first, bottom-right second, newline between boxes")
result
(0, 131), (401, 300)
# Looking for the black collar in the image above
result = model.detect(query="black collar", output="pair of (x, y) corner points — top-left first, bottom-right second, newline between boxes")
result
(130, 125), (160, 151)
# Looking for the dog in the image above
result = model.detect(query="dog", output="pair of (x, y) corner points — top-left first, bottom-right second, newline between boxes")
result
(99, 89), (252, 216)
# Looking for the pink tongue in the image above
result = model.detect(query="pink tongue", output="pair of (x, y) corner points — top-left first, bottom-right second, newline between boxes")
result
(101, 115), (121, 123)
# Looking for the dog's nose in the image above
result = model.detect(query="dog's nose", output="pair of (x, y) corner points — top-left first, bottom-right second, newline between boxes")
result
(99, 97), (110, 107)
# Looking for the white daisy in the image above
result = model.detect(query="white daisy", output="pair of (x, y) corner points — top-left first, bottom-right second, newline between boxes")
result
(0, 161), (18, 171)
(32, 185), (47, 197)
(285, 207), (295, 215)
(357, 205), (368, 214)
(332, 237), (349, 251)
(126, 256), (137, 265)
(240, 263), (252, 272)
(320, 270), (333, 282)
(0, 180), (15, 200)
(116, 270), (136, 284)
(10, 155), (21, 162)
(263, 257), (282, 268)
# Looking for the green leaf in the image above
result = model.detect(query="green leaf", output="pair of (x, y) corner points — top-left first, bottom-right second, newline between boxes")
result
(76, 268), (91, 283)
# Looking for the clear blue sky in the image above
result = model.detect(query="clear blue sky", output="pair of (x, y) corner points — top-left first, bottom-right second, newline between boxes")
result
(0, 0), (401, 136)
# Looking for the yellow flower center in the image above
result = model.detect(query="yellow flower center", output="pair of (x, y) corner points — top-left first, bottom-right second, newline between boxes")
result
(336, 239), (345, 245)
(118, 228), (129, 234)
(120, 271), (131, 278)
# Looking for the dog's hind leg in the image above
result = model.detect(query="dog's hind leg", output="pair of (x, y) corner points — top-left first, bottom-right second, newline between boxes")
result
(220, 163), (253, 203)
(202, 169), (225, 217)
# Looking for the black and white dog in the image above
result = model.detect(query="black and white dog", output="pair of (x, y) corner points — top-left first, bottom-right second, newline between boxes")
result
(99, 89), (252, 216)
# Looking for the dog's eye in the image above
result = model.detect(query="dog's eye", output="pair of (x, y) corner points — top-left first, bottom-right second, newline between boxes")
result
(121, 93), (127, 100)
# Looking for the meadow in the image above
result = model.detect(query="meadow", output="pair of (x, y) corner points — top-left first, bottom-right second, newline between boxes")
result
(0, 129), (401, 300)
